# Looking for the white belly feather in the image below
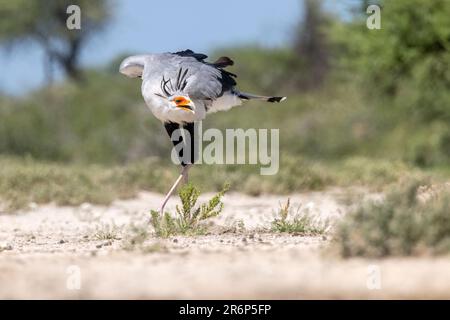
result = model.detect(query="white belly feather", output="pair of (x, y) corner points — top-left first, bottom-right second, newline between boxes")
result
(208, 91), (242, 113)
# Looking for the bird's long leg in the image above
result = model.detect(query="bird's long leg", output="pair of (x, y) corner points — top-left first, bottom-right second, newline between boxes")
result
(159, 164), (192, 214)
(182, 165), (189, 184)
(160, 121), (195, 214)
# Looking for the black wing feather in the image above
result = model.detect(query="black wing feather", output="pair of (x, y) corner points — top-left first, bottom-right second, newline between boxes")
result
(212, 56), (234, 68)
(173, 49), (208, 62)
(172, 49), (237, 98)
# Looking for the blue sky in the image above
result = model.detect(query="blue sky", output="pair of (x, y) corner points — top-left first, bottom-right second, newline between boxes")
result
(0, 0), (354, 95)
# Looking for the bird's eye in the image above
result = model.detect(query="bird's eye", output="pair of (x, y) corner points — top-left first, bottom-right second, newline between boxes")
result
(174, 97), (186, 104)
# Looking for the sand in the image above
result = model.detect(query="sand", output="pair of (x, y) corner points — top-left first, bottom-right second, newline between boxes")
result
(1, 189), (449, 299)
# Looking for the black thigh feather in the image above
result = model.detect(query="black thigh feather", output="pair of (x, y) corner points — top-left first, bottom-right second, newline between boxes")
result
(164, 122), (198, 166)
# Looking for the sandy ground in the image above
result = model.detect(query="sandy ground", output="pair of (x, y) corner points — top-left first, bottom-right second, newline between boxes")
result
(1, 189), (450, 299)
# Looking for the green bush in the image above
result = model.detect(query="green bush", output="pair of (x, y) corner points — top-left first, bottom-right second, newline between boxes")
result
(334, 179), (450, 258)
(329, 0), (450, 166)
(0, 70), (169, 163)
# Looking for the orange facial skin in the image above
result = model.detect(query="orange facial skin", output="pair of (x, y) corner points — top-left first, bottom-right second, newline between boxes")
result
(172, 96), (193, 111)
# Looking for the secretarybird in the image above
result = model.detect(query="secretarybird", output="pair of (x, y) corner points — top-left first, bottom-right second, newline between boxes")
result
(119, 49), (286, 214)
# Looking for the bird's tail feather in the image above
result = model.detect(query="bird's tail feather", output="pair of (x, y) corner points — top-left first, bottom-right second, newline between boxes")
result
(237, 91), (286, 103)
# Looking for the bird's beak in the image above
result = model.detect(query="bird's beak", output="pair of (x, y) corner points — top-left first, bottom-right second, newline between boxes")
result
(178, 104), (194, 113)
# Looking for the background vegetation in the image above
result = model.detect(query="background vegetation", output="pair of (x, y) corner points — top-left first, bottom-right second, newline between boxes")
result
(0, 0), (449, 210)
(334, 179), (450, 257)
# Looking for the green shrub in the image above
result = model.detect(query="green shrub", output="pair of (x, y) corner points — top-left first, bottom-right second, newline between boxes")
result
(150, 183), (230, 237)
(334, 179), (450, 258)
(271, 198), (328, 235)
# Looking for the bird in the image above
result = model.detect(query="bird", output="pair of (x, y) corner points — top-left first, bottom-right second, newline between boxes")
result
(119, 49), (286, 214)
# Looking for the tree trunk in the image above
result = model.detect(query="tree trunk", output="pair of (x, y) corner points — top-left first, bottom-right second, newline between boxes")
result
(294, 0), (330, 90)
(60, 36), (83, 81)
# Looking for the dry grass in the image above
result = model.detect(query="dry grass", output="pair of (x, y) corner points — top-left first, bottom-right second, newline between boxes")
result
(0, 155), (435, 212)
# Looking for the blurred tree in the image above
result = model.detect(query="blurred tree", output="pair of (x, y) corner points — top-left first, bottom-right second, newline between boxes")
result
(0, 0), (110, 81)
(330, 0), (450, 166)
(293, 0), (331, 90)
(333, 0), (450, 120)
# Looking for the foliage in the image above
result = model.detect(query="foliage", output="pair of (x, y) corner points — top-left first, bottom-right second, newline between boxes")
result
(329, 0), (450, 165)
(0, 0), (110, 79)
(334, 179), (450, 257)
(332, 0), (450, 100)
(0, 71), (164, 163)
(0, 154), (430, 211)
(0, 0), (449, 178)
(150, 183), (230, 237)
(271, 198), (327, 234)
(292, 0), (331, 89)
(0, 156), (173, 211)
(93, 222), (121, 240)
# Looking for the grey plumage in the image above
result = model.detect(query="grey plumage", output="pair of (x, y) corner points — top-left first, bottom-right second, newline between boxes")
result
(121, 51), (229, 100)
(119, 49), (286, 123)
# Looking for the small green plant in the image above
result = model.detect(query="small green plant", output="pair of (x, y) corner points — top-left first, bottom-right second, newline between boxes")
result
(150, 183), (230, 237)
(334, 179), (450, 258)
(122, 222), (149, 249)
(271, 199), (327, 235)
(221, 219), (246, 234)
(122, 222), (167, 253)
(93, 222), (121, 240)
